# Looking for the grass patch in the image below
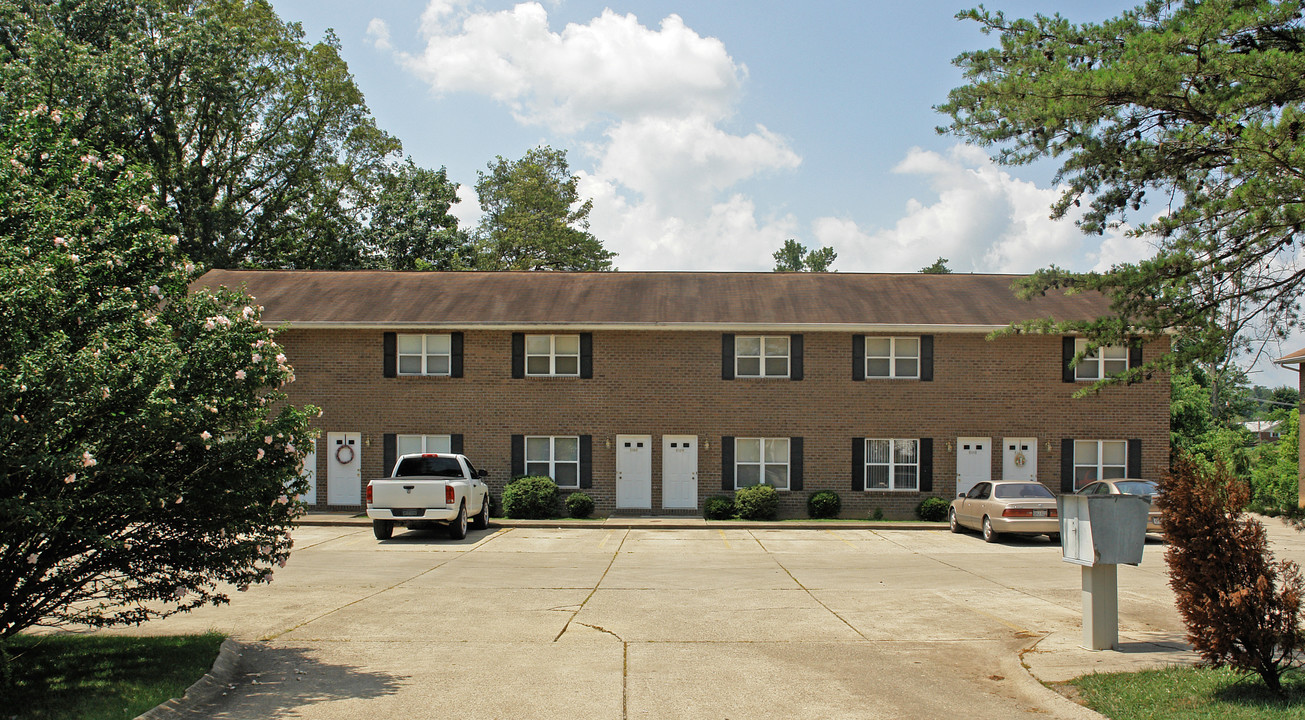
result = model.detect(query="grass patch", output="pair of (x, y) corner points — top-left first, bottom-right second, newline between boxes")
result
(4, 632), (225, 720)
(1067, 665), (1305, 719)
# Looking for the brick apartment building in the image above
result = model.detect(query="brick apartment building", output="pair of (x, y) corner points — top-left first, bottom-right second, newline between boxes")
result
(196, 270), (1171, 518)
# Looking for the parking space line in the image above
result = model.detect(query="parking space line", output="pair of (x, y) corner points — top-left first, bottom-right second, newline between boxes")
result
(718, 529), (731, 549)
(824, 528), (858, 548)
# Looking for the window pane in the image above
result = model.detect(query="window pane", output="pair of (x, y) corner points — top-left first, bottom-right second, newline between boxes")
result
(763, 337), (789, 356)
(554, 335), (580, 355)
(737, 464), (761, 487)
(894, 439), (917, 464)
(737, 438), (760, 463)
(1104, 359), (1128, 375)
(426, 435), (452, 454)
(736, 336), (761, 355)
(399, 356), (422, 374)
(865, 338), (891, 357)
(894, 466), (918, 490)
(737, 357), (761, 376)
(1075, 467), (1097, 487)
(764, 438), (789, 463)
(1103, 345), (1127, 359)
(895, 359), (918, 377)
(1076, 362), (1099, 380)
(866, 358), (891, 377)
(398, 335), (422, 354)
(526, 356), (551, 374)
(1102, 441), (1126, 466)
(866, 466), (889, 489)
(525, 335), (550, 354)
(554, 356), (579, 375)
(526, 462), (550, 477)
(397, 436), (423, 456)
(1102, 466), (1127, 480)
(427, 356), (450, 375)
(554, 437), (579, 461)
(895, 337), (919, 357)
(866, 439), (891, 464)
(526, 437), (551, 461)
(1075, 441), (1098, 465)
(426, 334), (451, 354)
(765, 465), (789, 490)
(764, 357), (788, 376)
(554, 463), (579, 487)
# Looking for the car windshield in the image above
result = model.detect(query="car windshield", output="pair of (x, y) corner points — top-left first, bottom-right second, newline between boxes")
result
(994, 484), (1054, 499)
(395, 456), (463, 477)
(1115, 481), (1158, 496)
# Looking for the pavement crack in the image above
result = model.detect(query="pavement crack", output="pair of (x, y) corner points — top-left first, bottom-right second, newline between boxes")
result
(553, 529), (628, 642)
(576, 622), (625, 642)
(750, 530), (871, 643)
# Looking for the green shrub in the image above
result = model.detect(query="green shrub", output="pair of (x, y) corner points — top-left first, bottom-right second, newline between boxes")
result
(871, 507), (885, 521)
(916, 497), (949, 522)
(565, 491), (595, 518)
(734, 484), (779, 520)
(501, 476), (559, 519)
(704, 495), (735, 520)
(807, 490), (842, 519)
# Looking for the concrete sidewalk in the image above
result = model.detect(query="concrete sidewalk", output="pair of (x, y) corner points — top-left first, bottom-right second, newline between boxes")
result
(297, 510), (945, 530)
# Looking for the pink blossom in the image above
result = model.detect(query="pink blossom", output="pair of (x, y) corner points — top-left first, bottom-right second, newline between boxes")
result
(53, 236), (66, 246)
(277, 495), (289, 505)
(256, 449), (265, 460)
(278, 558), (287, 568)
(64, 474), (76, 484)
(137, 204), (152, 214)
(285, 443), (296, 454)
(70, 138), (79, 146)
(68, 254), (79, 262)
(275, 354), (286, 364)
(203, 319), (215, 330)
(242, 306), (255, 319)
(175, 496), (183, 504)
(199, 431), (212, 441)
(235, 370), (246, 380)
(27, 554), (37, 564)
(81, 451), (96, 467)
(252, 353), (262, 362)
(148, 285), (161, 296)
(264, 436), (273, 444)
(101, 387), (109, 399)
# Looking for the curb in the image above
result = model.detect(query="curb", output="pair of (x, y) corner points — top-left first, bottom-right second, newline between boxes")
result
(135, 638), (243, 720)
(1013, 637), (1110, 720)
(296, 515), (948, 531)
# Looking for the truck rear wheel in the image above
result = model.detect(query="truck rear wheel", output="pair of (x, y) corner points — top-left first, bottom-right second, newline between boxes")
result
(471, 495), (490, 530)
(373, 519), (394, 541)
(447, 504), (468, 540)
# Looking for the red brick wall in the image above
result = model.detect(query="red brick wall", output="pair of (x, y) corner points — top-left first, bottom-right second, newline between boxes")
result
(280, 329), (1170, 519)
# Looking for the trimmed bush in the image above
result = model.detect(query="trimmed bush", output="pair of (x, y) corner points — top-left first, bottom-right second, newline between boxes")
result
(565, 491), (595, 519)
(501, 476), (559, 519)
(704, 496), (735, 520)
(807, 490), (842, 519)
(870, 507), (885, 521)
(916, 496), (949, 522)
(734, 484), (779, 521)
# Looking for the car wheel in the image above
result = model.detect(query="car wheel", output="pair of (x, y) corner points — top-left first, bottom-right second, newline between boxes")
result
(447, 504), (468, 540)
(949, 508), (961, 533)
(1048, 533), (1060, 544)
(982, 516), (999, 543)
(471, 494), (490, 530)
(372, 519), (393, 541)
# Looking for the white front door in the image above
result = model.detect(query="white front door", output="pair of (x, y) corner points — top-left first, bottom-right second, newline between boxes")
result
(662, 435), (698, 509)
(955, 437), (991, 498)
(297, 439), (317, 505)
(616, 435), (652, 509)
(1002, 437), (1038, 482)
(326, 432), (362, 505)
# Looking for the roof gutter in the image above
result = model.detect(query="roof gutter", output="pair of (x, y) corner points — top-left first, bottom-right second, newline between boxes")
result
(262, 321), (1023, 333)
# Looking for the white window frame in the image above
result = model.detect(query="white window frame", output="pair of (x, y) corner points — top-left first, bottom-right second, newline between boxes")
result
(1074, 338), (1128, 381)
(863, 439), (919, 491)
(735, 336), (790, 378)
(525, 334), (580, 377)
(1073, 439), (1128, 490)
(734, 437), (790, 490)
(525, 435), (581, 488)
(397, 333), (452, 376)
(396, 434), (452, 456)
(865, 337), (920, 379)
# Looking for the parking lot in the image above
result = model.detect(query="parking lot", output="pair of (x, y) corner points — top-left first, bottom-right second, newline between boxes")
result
(115, 521), (1305, 719)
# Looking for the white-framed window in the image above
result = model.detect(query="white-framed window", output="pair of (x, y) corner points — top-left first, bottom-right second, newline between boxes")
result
(526, 335), (580, 376)
(864, 439), (919, 490)
(396, 434), (452, 456)
(398, 333), (451, 376)
(1073, 440), (1127, 489)
(526, 435), (580, 488)
(735, 437), (789, 489)
(736, 336), (790, 378)
(865, 337), (919, 379)
(1074, 338), (1128, 381)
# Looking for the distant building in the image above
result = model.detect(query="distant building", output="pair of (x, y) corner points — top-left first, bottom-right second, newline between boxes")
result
(1242, 420), (1283, 444)
(1271, 348), (1305, 508)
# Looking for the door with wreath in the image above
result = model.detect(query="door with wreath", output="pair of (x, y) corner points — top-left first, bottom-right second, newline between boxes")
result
(1001, 437), (1037, 483)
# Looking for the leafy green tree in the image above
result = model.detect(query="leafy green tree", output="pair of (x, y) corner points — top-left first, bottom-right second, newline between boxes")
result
(1249, 409), (1300, 511)
(938, 0), (1305, 373)
(919, 257), (952, 274)
(474, 146), (615, 271)
(1170, 365), (1253, 475)
(0, 104), (313, 651)
(369, 159), (473, 270)
(772, 239), (837, 272)
(0, 0), (402, 269)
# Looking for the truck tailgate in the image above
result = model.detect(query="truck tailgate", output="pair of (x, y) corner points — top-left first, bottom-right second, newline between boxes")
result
(369, 478), (449, 510)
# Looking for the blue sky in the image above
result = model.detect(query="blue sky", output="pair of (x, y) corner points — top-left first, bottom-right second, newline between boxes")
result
(266, 0), (1299, 388)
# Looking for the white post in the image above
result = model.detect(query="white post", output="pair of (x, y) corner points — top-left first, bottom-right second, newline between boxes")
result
(1081, 563), (1119, 650)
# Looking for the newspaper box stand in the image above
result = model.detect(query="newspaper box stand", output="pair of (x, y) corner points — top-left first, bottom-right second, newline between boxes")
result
(1058, 494), (1149, 650)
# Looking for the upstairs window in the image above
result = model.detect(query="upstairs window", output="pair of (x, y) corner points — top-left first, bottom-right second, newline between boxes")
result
(865, 337), (919, 379)
(736, 336), (790, 378)
(398, 334), (451, 376)
(526, 335), (580, 376)
(1073, 338), (1129, 381)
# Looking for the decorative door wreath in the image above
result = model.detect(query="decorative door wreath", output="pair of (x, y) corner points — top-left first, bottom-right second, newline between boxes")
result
(1013, 451), (1027, 468)
(335, 443), (355, 464)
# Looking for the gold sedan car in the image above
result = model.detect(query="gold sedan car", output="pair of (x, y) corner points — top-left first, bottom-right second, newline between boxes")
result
(949, 481), (1059, 543)
(1076, 479), (1163, 534)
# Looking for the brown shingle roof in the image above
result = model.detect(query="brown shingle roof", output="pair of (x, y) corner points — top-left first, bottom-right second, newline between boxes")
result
(193, 270), (1114, 329)
(1275, 347), (1305, 366)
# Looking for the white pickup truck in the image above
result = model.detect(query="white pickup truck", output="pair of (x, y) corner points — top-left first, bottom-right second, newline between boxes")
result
(366, 453), (491, 540)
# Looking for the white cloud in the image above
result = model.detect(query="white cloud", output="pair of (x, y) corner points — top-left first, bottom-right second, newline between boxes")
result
(366, 18), (392, 51)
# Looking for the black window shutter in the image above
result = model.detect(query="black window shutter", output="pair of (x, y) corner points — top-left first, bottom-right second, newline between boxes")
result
(721, 436), (735, 491)
(580, 435), (593, 488)
(1127, 439), (1142, 478)
(790, 437), (804, 490)
(580, 333), (593, 378)
(1062, 337), (1076, 383)
(852, 335), (865, 381)
(1061, 438), (1076, 493)
(511, 434), (525, 477)
(383, 332), (397, 378)
(450, 332), (464, 378)
(383, 433), (397, 477)
(450, 434), (464, 455)
(790, 335), (804, 381)
(1129, 339), (1143, 369)
(852, 438), (865, 491)
(920, 335), (934, 382)
(511, 333), (525, 378)
(722, 334), (735, 380)
(919, 438), (933, 492)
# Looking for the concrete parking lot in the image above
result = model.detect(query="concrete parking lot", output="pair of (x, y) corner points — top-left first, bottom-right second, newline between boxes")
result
(115, 520), (1305, 719)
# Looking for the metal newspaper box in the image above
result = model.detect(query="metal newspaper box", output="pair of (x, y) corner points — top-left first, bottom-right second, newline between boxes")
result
(1057, 494), (1150, 650)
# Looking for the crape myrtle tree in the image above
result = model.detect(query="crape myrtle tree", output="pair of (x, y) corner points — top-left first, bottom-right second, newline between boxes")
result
(0, 104), (315, 654)
(938, 0), (1305, 375)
